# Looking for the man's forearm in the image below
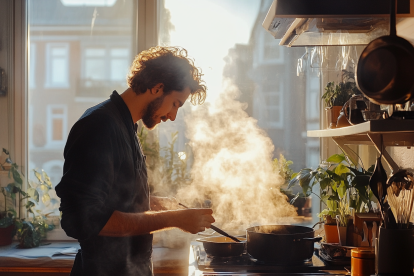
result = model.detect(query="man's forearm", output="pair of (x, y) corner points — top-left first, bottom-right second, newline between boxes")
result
(99, 208), (214, 237)
(99, 210), (175, 237)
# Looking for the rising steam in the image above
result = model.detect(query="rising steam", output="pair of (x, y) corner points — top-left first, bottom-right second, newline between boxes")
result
(176, 81), (297, 232)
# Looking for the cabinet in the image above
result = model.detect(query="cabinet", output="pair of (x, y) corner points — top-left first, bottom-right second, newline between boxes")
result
(307, 120), (414, 173)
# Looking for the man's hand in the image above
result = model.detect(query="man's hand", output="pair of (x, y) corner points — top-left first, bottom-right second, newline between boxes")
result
(173, 208), (215, 234)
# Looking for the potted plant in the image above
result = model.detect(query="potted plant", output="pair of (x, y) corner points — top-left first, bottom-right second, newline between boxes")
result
(0, 148), (56, 248)
(275, 154), (312, 217)
(0, 148), (22, 246)
(322, 70), (361, 129)
(288, 153), (374, 243)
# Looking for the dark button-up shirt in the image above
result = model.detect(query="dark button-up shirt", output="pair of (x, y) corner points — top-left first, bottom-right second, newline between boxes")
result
(56, 91), (153, 276)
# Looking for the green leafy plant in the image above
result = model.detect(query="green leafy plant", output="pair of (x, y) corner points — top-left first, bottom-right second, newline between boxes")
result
(0, 148), (56, 248)
(288, 153), (375, 224)
(0, 148), (24, 231)
(273, 154), (294, 186)
(137, 128), (191, 196)
(321, 70), (361, 108)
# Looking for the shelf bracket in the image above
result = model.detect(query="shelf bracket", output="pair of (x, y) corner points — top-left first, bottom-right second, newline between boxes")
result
(367, 133), (400, 174)
(332, 137), (360, 167)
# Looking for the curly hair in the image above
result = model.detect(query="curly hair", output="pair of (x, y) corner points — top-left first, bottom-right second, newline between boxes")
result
(127, 46), (207, 105)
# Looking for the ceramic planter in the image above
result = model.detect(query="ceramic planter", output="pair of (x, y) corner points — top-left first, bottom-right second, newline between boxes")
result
(0, 224), (14, 246)
(325, 106), (342, 129)
(324, 224), (339, 243)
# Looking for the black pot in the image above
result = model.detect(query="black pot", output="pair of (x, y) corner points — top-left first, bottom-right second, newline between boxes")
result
(246, 225), (321, 264)
(356, 0), (414, 105)
(197, 236), (246, 258)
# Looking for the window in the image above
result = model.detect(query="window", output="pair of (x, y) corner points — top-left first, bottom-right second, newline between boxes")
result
(253, 82), (284, 129)
(45, 43), (69, 88)
(84, 47), (106, 82)
(83, 46), (129, 85)
(26, 0), (137, 240)
(46, 105), (67, 147)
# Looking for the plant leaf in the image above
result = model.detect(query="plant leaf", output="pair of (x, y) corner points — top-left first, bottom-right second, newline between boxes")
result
(39, 184), (49, 193)
(337, 181), (347, 198)
(2, 148), (9, 155)
(290, 192), (300, 205)
(42, 194), (51, 206)
(334, 164), (350, 176)
(33, 170), (42, 183)
(42, 171), (52, 188)
(12, 169), (23, 185)
(326, 154), (345, 164)
(319, 178), (331, 190)
(27, 188), (40, 202)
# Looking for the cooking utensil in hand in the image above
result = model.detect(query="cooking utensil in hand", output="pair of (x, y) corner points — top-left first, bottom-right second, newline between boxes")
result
(356, 0), (414, 104)
(178, 203), (242, 242)
(361, 221), (370, 247)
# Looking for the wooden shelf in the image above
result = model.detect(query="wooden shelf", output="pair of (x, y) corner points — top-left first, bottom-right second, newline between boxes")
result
(307, 120), (414, 173)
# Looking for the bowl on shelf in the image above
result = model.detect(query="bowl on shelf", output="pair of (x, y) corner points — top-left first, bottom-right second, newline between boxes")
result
(361, 110), (384, 121)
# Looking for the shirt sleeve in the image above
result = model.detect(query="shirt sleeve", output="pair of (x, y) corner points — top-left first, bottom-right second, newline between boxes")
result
(56, 113), (118, 241)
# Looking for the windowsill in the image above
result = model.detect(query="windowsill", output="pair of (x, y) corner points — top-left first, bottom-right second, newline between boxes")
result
(0, 241), (190, 274)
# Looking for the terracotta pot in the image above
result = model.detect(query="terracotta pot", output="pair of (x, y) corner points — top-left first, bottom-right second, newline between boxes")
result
(0, 224), (15, 246)
(325, 106), (342, 129)
(324, 224), (339, 243)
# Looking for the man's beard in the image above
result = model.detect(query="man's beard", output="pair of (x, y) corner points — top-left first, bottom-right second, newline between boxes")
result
(142, 94), (165, 129)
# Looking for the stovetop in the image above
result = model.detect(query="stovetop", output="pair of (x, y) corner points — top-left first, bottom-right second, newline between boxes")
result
(188, 241), (348, 275)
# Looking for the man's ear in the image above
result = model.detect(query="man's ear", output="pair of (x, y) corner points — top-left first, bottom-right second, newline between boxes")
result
(151, 83), (164, 94)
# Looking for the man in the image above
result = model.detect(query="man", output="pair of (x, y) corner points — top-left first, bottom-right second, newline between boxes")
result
(56, 46), (215, 276)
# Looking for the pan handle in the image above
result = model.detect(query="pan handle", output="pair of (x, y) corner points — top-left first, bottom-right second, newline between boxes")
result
(301, 237), (322, 243)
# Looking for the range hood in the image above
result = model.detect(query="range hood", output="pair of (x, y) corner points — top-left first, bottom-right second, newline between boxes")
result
(263, 0), (414, 47)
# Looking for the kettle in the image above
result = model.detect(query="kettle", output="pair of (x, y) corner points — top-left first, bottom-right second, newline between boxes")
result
(344, 95), (371, 125)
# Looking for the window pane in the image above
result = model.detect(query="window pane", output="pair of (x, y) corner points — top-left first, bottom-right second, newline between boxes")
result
(52, 119), (63, 140)
(85, 48), (106, 56)
(28, 0), (135, 192)
(85, 59), (106, 80)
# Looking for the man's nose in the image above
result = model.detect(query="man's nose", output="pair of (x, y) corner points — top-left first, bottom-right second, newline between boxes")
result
(168, 109), (178, 121)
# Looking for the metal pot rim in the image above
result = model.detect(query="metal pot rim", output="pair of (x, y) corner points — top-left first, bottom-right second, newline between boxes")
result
(246, 225), (314, 236)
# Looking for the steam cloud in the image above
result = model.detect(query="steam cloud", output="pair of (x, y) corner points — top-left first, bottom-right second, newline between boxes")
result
(176, 81), (297, 232)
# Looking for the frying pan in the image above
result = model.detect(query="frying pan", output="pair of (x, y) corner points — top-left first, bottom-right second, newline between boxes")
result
(356, 0), (414, 105)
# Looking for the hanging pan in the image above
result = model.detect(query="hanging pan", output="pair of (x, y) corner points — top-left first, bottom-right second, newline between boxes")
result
(356, 0), (414, 105)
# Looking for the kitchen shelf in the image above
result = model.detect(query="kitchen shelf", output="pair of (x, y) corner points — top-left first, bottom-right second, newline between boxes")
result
(307, 120), (414, 173)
